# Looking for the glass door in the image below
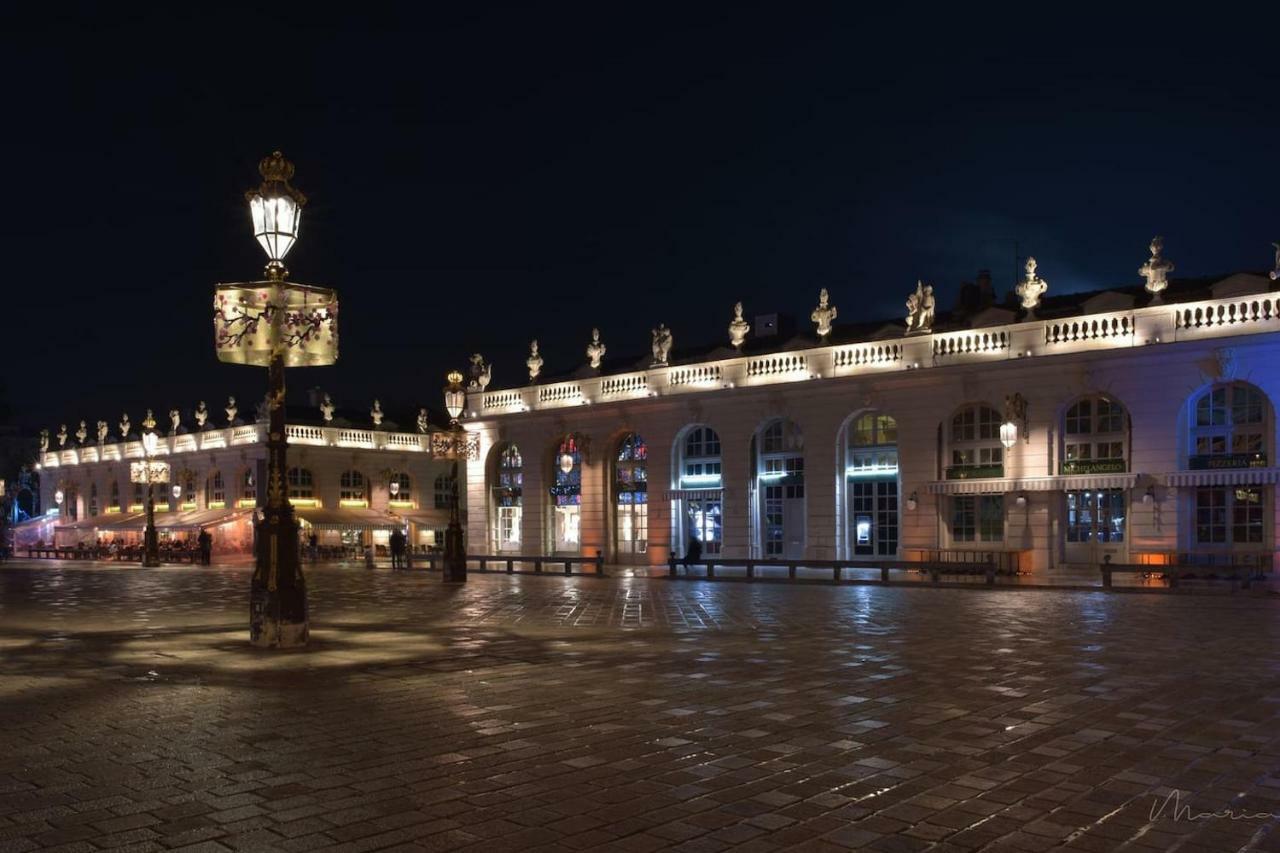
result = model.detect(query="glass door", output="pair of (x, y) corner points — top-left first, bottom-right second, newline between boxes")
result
(1064, 489), (1126, 564)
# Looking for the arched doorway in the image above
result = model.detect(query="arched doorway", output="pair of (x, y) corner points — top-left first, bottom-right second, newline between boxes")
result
(1061, 394), (1130, 564)
(613, 433), (648, 561)
(754, 419), (804, 558)
(488, 443), (523, 553)
(549, 435), (583, 554)
(672, 425), (723, 560)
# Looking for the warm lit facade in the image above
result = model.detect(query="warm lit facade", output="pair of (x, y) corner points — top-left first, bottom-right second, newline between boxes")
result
(31, 421), (459, 554)
(462, 270), (1280, 574)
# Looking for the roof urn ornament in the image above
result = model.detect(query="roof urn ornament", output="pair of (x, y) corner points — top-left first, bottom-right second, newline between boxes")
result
(96, 420), (108, 445)
(469, 353), (491, 391)
(194, 401), (208, 430)
(1015, 257), (1049, 317)
(168, 408), (181, 435)
(370, 399), (384, 428)
(75, 421), (88, 445)
(119, 412), (131, 439)
(651, 324), (673, 367)
(811, 289), (837, 338)
(586, 328), (607, 369)
(1139, 236), (1174, 301)
(417, 407), (429, 434)
(1270, 241), (1280, 282)
(225, 397), (237, 425)
(527, 340), (544, 382)
(728, 302), (751, 349)
(320, 393), (335, 423)
(56, 424), (68, 448)
(905, 280), (936, 333)
(39, 429), (48, 454)
(142, 409), (157, 433)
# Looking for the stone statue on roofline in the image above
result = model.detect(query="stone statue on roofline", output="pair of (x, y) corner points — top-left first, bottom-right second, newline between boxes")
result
(417, 408), (429, 434)
(586, 328), (607, 369)
(728, 302), (750, 349)
(168, 408), (181, 435)
(651, 324), (673, 367)
(1015, 257), (1049, 318)
(811, 289), (837, 338)
(119, 412), (131, 439)
(1270, 241), (1279, 282)
(194, 401), (208, 430)
(142, 409), (156, 433)
(75, 421), (87, 445)
(905, 280), (935, 333)
(225, 397), (238, 425)
(57, 424), (68, 448)
(96, 420), (108, 445)
(469, 353), (491, 391)
(320, 393), (334, 423)
(1139, 235), (1174, 301)
(39, 429), (48, 454)
(527, 339), (543, 382)
(370, 399), (384, 428)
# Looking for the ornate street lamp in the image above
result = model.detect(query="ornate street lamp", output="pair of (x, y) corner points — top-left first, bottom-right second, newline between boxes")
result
(172, 484), (182, 501)
(1001, 393), (1028, 451)
(213, 151), (340, 649)
(131, 428), (168, 567)
(444, 370), (466, 425)
(433, 370), (480, 583)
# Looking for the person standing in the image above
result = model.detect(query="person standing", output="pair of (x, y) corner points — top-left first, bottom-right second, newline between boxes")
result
(197, 527), (212, 566)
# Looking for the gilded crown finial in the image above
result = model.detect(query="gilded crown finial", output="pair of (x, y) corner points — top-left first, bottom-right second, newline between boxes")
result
(246, 150), (307, 206)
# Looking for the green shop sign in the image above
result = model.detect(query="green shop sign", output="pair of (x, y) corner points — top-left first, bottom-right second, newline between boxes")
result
(1060, 459), (1127, 475)
(945, 464), (1004, 480)
(1188, 453), (1268, 470)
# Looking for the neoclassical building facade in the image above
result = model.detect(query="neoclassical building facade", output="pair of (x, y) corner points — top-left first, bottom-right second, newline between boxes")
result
(461, 264), (1280, 575)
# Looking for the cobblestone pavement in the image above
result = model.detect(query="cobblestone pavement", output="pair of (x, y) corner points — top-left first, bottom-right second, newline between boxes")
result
(2, 562), (1280, 852)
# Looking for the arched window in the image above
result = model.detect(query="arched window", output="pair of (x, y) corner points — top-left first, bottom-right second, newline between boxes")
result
(340, 470), (367, 503)
(492, 444), (523, 551)
(434, 473), (456, 509)
(206, 471), (225, 506)
(615, 433), (648, 558)
(109, 481), (120, 511)
(1189, 383), (1271, 550)
(682, 427), (722, 485)
(88, 483), (98, 517)
(550, 436), (582, 552)
(241, 468), (256, 503)
(756, 419), (804, 558)
(1062, 396), (1128, 474)
(1190, 383), (1267, 467)
(389, 472), (412, 502)
(947, 404), (1004, 477)
(844, 413), (898, 557)
(287, 467), (314, 499)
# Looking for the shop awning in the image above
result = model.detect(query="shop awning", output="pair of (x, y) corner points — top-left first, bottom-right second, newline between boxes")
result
(927, 473), (1139, 495)
(664, 489), (723, 501)
(155, 507), (251, 531)
(82, 512), (149, 531)
(1166, 467), (1280, 488)
(293, 507), (402, 530)
(387, 508), (449, 526)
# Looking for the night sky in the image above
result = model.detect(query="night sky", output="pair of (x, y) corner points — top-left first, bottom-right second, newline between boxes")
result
(3, 7), (1277, 433)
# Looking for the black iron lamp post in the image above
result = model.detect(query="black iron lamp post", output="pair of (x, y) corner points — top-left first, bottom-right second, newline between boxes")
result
(213, 152), (340, 649)
(438, 370), (474, 583)
(132, 426), (168, 567)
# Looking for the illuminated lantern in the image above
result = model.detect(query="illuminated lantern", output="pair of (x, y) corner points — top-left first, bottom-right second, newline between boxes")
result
(54, 489), (64, 506)
(999, 419), (1018, 449)
(443, 370), (466, 423)
(559, 452), (575, 474)
(246, 151), (306, 278)
(172, 484), (182, 500)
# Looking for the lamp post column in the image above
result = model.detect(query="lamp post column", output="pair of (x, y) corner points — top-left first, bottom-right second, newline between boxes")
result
(250, 301), (308, 648)
(143, 481), (159, 567)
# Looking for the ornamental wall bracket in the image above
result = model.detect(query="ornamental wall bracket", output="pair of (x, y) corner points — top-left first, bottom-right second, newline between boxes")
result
(1213, 346), (1238, 380)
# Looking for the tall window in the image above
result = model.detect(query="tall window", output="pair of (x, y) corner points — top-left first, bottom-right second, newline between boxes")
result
(1196, 486), (1264, 546)
(952, 495), (1004, 542)
(88, 483), (98, 517)
(434, 473), (456, 509)
(678, 426), (722, 556)
(132, 482), (144, 507)
(109, 481), (120, 511)
(389, 472), (412, 502)
(287, 467), (314, 499)
(758, 419), (804, 558)
(492, 444), (523, 550)
(615, 433), (648, 557)
(241, 468), (256, 503)
(340, 470), (366, 502)
(1190, 383), (1267, 467)
(846, 413), (899, 557)
(1062, 396), (1127, 474)
(206, 471), (225, 505)
(948, 405), (1003, 477)
(550, 436), (583, 551)
(181, 472), (196, 504)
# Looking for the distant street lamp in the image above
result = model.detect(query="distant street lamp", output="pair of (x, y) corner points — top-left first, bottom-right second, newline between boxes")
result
(213, 151), (340, 649)
(132, 427), (168, 567)
(172, 484), (182, 501)
(437, 371), (477, 583)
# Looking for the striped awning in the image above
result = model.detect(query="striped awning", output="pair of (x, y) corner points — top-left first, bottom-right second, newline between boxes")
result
(927, 473), (1138, 495)
(663, 489), (723, 501)
(293, 507), (402, 530)
(1166, 467), (1280, 487)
